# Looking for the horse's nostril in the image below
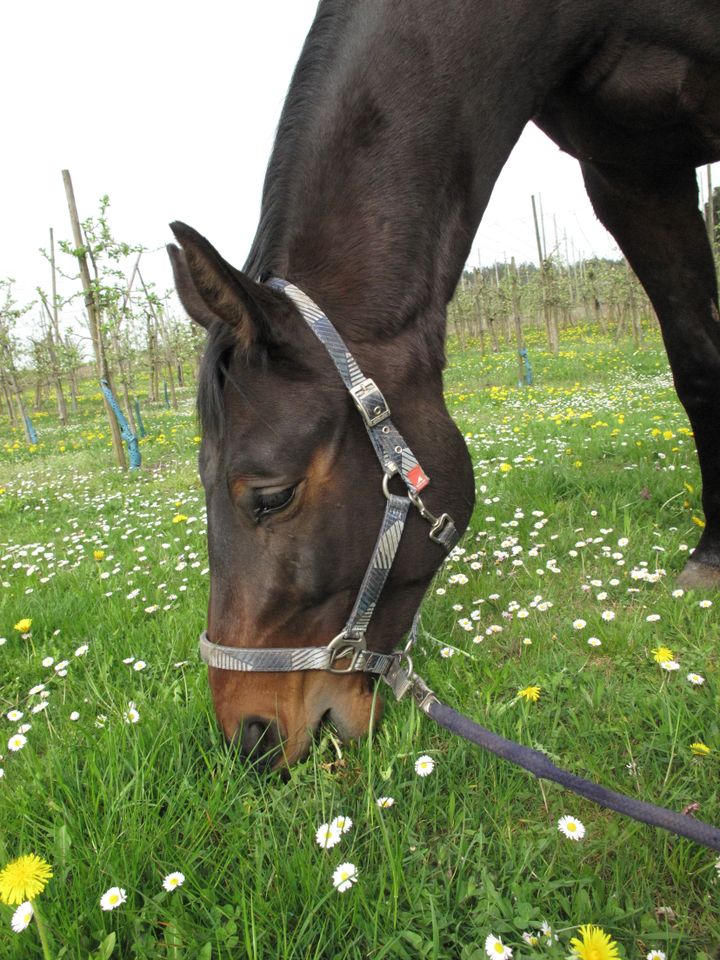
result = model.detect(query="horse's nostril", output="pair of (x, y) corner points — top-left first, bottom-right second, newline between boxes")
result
(237, 715), (282, 768)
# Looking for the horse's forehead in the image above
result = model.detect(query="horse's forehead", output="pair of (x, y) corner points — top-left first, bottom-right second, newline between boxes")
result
(219, 360), (342, 469)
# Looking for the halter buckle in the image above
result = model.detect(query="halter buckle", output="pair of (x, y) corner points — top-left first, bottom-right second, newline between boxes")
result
(327, 632), (367, 673)
(350, 378), (391, 427)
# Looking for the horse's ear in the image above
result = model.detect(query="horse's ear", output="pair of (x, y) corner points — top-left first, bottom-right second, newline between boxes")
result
(167, 222), (278, 344)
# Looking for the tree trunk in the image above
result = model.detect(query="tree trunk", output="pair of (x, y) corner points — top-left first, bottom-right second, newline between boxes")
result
(62, 169), (126, 468)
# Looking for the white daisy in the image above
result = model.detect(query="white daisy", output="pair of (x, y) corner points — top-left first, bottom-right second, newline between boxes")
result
(484, 933), (512, 958)
(660, 660), (680, 671)
(646, 951), (666, 960)
(414, 754), (435, 777)
(6, 710), (23, 722)
(331, 815), (353, 834)
(698, 599), (713, 608)
(123, 703), (140, 724)
(376, 796), (395, 808)
(100, 886), (127, 911)
(557, 815), (586, 840)
(163, 871), (185, 892)
(572, 619), (586, 630)
(332, 862), (357, 892)
(687, 673), (705, 685)
(315, 823), (342, 849)
(8, 734), (27, 752)
(11, 901), (33, 933)
(133, 660), (147, 671)
(587, 637), (601, 647)
(601, 610), (615, 621)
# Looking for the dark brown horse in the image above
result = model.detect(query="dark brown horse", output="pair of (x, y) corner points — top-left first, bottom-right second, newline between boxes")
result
(169, 0), (720, 766)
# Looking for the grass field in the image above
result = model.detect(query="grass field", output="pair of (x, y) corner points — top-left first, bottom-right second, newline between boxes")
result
(1, 323), (719, 959)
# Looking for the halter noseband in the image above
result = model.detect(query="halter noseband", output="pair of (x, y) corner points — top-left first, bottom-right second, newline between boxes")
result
(198, 278), (458, 698)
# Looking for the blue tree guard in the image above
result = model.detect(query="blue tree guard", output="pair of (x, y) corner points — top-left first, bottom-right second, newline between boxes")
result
(24, 415), (38, 444)
(100, 379), (141, 469)
(134, 398), (147, 438)
(519, 347), (533, 386)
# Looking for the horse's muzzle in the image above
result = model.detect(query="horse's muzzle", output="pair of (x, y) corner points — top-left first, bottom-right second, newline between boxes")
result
(231, 715), (284, 768)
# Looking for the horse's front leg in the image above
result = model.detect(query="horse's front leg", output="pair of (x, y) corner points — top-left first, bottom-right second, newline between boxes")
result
(581, 160), (720, 588)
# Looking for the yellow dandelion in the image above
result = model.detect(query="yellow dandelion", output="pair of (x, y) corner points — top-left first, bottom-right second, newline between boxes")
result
(691, 742), (711, 757)
(499, 462), (512, 473)
(692, 516), (706, 528)
(568, 924), (621, 960)
(0, 854), (53, 905)
(93, 550), (105, 561)
(652, 647), (674, 664)
(172, 514), (188, 524)
(14, 618), (32, 633)
(518, 685), (541, 702)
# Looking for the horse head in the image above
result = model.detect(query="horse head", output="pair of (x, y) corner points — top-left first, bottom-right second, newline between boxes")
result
(168, 222), (475, 767)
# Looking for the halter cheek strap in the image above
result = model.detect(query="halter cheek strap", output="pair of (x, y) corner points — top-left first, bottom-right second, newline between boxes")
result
(198, 278), (459, 687)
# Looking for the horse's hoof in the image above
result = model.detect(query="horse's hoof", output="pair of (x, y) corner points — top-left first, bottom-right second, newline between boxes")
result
(676, 558), (720, 591)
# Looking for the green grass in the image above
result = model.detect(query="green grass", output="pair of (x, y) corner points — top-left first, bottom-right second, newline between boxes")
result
(1, 326), (719, 959)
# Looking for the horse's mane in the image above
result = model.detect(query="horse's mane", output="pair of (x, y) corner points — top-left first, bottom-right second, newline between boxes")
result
(243, 0), (353, 280)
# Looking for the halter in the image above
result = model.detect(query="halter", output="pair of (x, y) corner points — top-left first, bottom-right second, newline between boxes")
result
(199, 278), (457, 703)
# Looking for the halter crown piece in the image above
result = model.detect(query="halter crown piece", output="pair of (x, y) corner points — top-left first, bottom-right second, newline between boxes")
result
(198, 278), (458, 706)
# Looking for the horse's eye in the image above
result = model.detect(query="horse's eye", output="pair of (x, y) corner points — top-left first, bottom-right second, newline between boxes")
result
(252, 485), (297, 521)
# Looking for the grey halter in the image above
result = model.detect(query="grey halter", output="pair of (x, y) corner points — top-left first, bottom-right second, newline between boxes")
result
(198, 278), (458, 701)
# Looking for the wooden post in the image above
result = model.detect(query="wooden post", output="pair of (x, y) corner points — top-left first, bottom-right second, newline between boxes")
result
(510, 258), (525, 385)
(62, 169), (126, 468)
(532, 195), (559, 354)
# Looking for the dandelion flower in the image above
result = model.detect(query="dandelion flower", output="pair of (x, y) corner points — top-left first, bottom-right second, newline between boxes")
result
(376, 796), (395, 808)
(484, 933), (512, 958)
(11, 901), (33, 933)
(100, 886), (127, 911)
(691, 742), (711, 757)
(518, 685), (541, 702)
(557, 815), (586, 840)
(8, 734), (27, 752)
(315, 823), (342, 849)
(568, 924), (620, 960)
(13, 619), (32, 633)
(652, 647), (674, 663)
(0, 854), (53, 905)
(163, 872), (185, 892)
(93, 550), (105, 561)
(414, 754), (435, 776)
(332, 862), (357, 892)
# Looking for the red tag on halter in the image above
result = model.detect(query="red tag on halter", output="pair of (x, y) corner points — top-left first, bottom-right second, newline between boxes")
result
(407, 465), (429, 491)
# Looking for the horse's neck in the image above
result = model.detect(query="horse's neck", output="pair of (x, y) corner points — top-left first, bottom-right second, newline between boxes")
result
(250, 0), (597, 343)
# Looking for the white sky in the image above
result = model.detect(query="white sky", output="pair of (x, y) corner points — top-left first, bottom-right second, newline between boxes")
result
(3, 0), (718, 338)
